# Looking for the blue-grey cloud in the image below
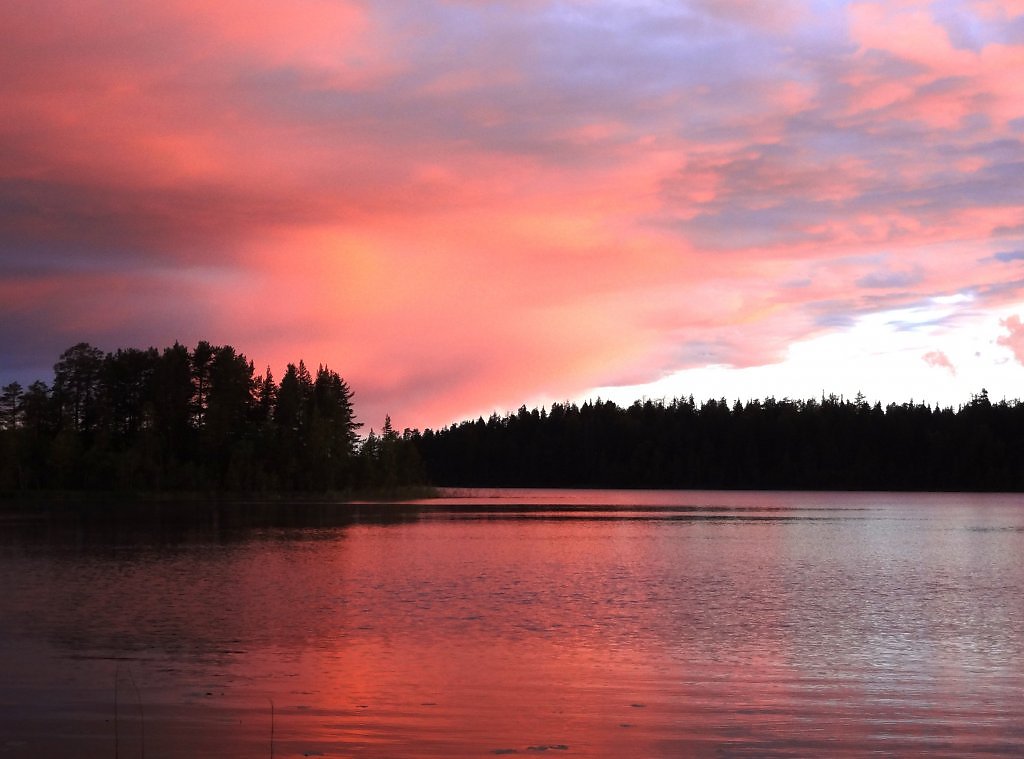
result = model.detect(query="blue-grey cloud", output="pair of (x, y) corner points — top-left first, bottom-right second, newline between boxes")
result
(856, 267), (924, 289)
(991, 250), (1024, 263)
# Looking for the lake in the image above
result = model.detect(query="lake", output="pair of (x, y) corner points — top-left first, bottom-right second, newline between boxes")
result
(1, 489), (1023, 757)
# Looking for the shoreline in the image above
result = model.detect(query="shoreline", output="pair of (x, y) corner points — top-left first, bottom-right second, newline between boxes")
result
(0, 484), (438, 505)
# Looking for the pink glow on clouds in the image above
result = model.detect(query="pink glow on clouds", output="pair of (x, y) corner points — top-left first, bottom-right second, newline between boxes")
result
(924, 350), (958, 375)
(998, 316), (1024, 364)
(2, 0), (1024, 428)
(848, 1), (1024, 130)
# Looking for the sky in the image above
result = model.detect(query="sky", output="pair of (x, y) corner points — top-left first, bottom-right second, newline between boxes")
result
(2, 0), (1024, 431)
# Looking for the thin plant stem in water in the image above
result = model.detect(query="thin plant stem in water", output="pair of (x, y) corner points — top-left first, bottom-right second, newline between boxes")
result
(269, 697), (275, 759)
(114, 665), (119, 759)
(126, 665), (145, 759)
(114, 662), (145, 759)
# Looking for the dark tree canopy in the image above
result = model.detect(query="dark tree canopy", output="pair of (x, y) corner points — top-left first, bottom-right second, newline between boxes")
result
(0, 341), (422, 494)
(5, 343), (1022, 494)
(411, 393), (1024, 492)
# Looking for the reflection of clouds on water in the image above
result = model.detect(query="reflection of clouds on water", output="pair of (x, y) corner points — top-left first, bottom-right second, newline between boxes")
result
(1, 491), (1023, 757)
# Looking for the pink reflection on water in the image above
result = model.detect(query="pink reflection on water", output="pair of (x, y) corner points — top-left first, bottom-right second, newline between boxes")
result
(1, 491), (1023, 757)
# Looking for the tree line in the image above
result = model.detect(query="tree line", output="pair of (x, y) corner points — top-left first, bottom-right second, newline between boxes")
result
(411, 391), (1024, 491)
(6, 343), (1023, 494)
(0, 341), (423, 493)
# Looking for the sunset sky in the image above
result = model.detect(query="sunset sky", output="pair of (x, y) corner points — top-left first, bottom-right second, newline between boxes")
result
(3, 0), (1024, 431)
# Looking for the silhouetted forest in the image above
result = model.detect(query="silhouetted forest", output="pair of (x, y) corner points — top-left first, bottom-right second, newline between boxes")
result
(0, 342), (423, 493)
(5, 343), (1024, 494)
(412, 392), (1024, 491)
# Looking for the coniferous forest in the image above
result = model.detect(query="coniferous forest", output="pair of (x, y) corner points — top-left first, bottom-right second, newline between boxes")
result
(411, 393), (1024, 492)
(0, 342), (423, 493)
(4, 342), (1024, 494)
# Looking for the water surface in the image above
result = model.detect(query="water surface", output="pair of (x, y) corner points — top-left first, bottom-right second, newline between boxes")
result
(1, 490), (1023, 757)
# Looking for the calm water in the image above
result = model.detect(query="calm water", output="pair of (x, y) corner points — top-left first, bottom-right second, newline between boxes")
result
(1, 490), (1023, 757)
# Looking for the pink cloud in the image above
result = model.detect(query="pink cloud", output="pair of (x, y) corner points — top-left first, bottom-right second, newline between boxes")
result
(846, 1), (1024, 131)
(923, 350), (957, 375)
(2, 0), (1024, 428)
(997, 315), (1024, 365)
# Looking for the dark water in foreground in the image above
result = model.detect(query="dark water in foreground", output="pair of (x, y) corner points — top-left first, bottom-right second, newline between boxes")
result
(1, 489), (1023, 757)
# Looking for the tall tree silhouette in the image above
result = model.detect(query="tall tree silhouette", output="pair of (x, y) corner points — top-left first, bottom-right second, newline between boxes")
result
(1, 382), (22, 431)
(52, 343), (104, 434)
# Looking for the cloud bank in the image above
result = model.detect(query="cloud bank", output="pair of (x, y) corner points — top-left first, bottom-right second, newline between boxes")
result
(2, 0), (1024, 427)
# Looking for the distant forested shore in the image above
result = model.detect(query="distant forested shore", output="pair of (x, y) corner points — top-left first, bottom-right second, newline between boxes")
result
(4, 342), (1024, 494)
(411, 392), (1024, 492)
(0, 342), (423, 493)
